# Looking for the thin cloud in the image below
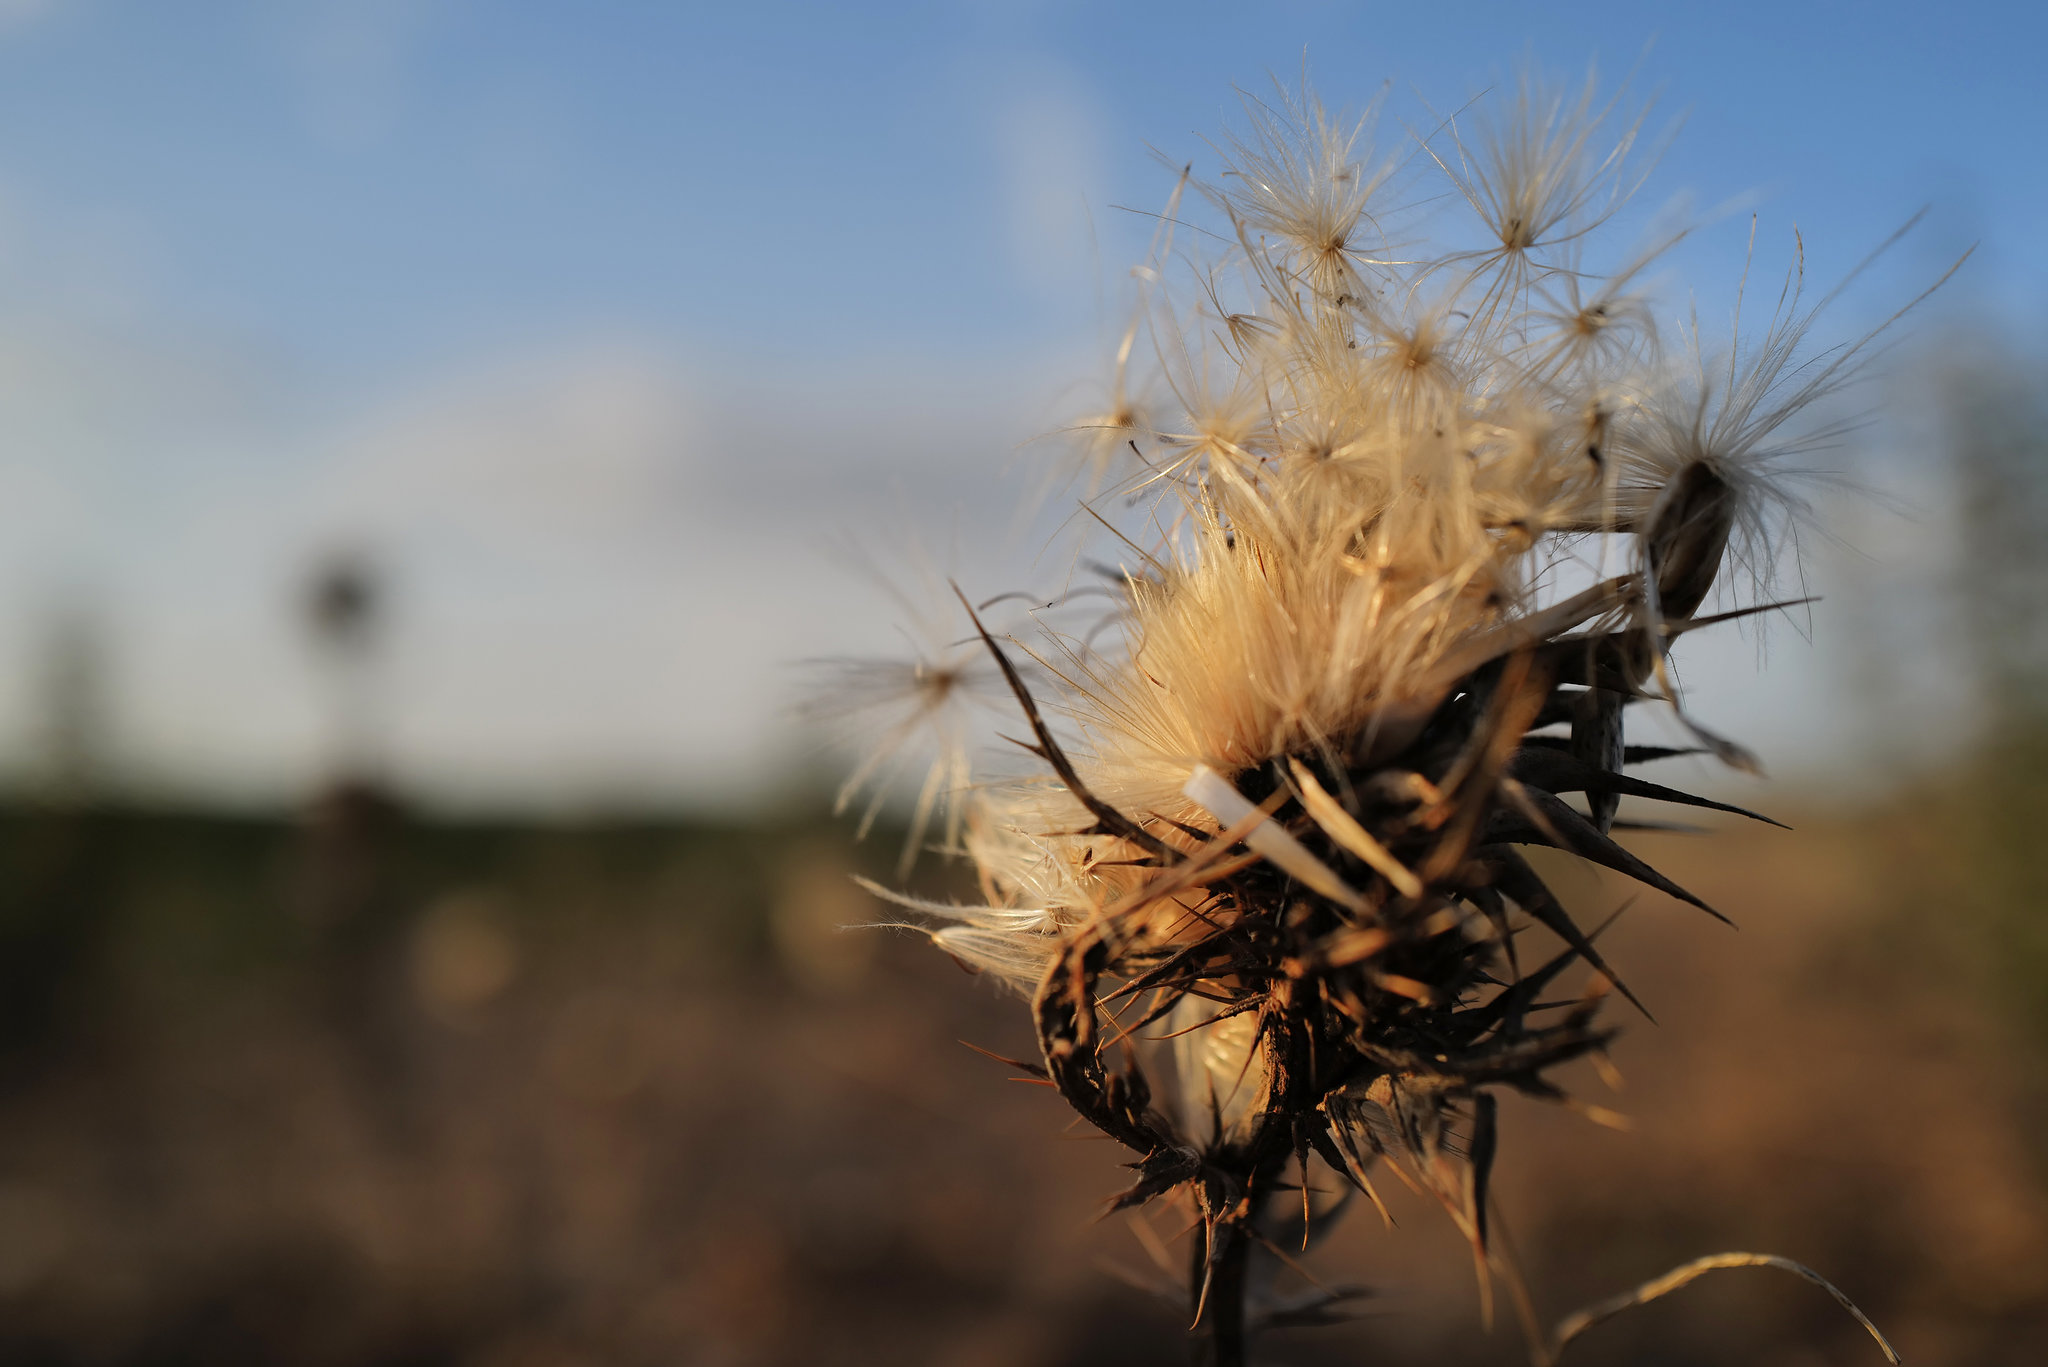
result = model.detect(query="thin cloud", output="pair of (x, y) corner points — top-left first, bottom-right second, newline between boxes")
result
(277, 0), (443, 149)
(993, 65), (1109, 287)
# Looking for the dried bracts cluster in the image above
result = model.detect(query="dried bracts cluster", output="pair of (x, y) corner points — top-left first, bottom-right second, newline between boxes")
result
(830, 72), (1945, 1365)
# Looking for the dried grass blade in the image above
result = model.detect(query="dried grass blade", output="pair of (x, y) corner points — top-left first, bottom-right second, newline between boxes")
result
(1546, 1252), (1900, 1365)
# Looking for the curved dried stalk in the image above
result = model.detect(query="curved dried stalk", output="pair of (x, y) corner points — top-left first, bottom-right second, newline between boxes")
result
(1544, 1252), (1901, 1365)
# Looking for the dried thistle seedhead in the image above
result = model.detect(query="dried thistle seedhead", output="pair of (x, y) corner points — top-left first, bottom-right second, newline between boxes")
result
(825, 63), (1955, 1366)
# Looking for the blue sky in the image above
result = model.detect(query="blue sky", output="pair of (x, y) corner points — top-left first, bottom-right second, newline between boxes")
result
(0, 1), (2033, 366)
(0, 0), (2038, 807)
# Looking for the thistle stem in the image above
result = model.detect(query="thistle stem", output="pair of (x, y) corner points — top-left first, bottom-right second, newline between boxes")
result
(1193, 1218), (1250, 1367)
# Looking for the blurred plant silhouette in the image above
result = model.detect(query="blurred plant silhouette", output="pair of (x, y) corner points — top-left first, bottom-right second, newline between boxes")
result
(1928, 349), (2048, 1067)
(303, 549), (387, 792)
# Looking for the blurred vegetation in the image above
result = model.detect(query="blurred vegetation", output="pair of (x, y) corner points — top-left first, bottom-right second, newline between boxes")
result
(1842, 347), (2048, 1100)
(0, 793), (815, 1069)
(1946, 352), (2048, 1053)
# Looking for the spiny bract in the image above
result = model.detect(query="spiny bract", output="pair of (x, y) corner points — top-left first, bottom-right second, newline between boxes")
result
(831, 67), (1947, 1365)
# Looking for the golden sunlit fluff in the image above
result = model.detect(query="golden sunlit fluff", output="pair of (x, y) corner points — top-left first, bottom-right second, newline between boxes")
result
(827, 66), (1956, 1366)
(803, 559), (1011, 879)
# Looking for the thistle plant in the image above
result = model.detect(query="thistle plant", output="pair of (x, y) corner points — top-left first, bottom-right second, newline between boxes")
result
(828, 68), (1953, 1365)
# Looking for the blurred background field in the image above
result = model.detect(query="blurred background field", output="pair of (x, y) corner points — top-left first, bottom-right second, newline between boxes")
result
(3, 2), (2048, 1364)
(6, 743), (2048, 1366)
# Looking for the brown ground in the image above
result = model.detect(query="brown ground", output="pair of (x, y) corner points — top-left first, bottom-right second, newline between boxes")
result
(0, 793), (2043, 1366)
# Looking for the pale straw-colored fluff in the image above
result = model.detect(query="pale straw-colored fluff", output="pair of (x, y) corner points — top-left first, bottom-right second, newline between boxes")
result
(836, 66), (1957, 1042)
(805, 562), (1010, 879)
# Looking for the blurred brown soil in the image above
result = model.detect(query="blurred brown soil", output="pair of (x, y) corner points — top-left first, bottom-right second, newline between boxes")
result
(0, 799), (2044, 1366)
